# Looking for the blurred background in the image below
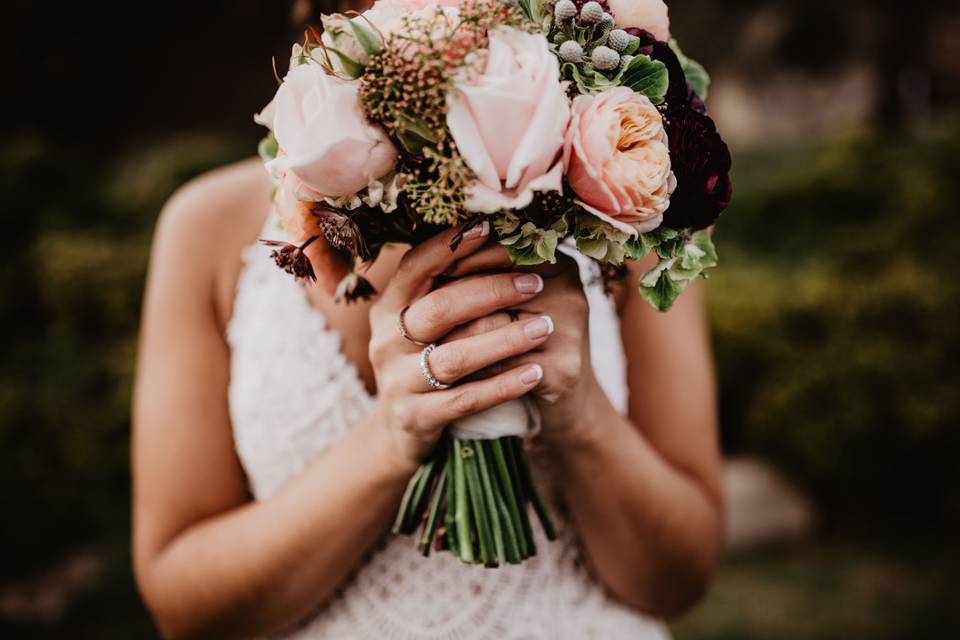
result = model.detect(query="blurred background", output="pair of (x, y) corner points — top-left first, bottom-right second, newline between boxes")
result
(2, 0), (959, 637)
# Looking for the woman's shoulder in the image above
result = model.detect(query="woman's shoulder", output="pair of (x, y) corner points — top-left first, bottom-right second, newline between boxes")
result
(151, 157), (273, 330)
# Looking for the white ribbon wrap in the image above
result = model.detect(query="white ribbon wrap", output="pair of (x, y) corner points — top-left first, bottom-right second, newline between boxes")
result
(449, 397), (541, 440)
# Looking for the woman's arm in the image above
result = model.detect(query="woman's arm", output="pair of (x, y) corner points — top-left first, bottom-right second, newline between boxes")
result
(548, 265), (724, 617)
(133, 184), (550, 638)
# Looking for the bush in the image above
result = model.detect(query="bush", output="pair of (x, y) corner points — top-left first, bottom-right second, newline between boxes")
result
(708, 126), (960, 533)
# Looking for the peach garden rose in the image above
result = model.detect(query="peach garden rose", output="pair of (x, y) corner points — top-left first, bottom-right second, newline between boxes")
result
(563, 86), (675, 235)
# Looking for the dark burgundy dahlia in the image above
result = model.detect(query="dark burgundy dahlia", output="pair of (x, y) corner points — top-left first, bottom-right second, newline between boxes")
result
(626, 30), (733, 230)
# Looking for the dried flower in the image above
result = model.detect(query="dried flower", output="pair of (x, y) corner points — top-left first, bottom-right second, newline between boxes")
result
(261, 239), (318, 282)
(334, 271), (377, 303)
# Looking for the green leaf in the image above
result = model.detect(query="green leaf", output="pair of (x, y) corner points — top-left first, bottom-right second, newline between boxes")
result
(348, 19), (384, 57)
(257, 132), (278, 162)
(622, 36), (640, 56)
(325, 46), (363, 79)
(691, 230), (719, 269)
(669, 39), (711, 101)
(534, 231), (559, 263)
(507, 243), (549, 266)
(639, 264), (686, 312)
(576, 236), (609, 261)
(620, 55), (669, 105)
(624, 236), (650, 260)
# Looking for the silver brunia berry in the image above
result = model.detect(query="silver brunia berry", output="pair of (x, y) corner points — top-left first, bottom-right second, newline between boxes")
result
(553, 0), (577, 22)
(607, 29), (631, 53)
(558, 40), (584, 63)
(591, 45), (620, 71)
(579, 1), (604, 25)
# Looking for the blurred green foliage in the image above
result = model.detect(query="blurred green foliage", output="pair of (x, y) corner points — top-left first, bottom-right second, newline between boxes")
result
(2, 124), (959, 635)
(709, 126), (960, 534)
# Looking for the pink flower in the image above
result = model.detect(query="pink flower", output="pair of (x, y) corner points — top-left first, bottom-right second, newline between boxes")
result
(267, 63), (397, 197)
(273, 171), (352, 293)
(607, 0), (670, 42)
(372, 0), (462, 10)
(563, 87), (675, 235)
(446, 27), (571, 213)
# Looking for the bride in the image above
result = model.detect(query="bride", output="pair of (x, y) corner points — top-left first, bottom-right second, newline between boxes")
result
(131, 3), (723, 638)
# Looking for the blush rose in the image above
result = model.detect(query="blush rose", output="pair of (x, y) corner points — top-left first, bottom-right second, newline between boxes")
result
(563, 87), (675, 235)
(267, 62), (397, 198)
(446, 27), (571, 213)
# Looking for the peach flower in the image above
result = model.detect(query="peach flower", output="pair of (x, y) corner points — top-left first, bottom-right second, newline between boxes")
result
(446, 27), (570, 213)
(607, 0), (671, 42)
(273, 171), (352, 293)
(267, 62), (397, 198)
(563, 87), (675, 235)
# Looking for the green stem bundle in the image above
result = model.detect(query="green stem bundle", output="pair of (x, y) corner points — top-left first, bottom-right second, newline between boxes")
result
(392, 435), (556, 566)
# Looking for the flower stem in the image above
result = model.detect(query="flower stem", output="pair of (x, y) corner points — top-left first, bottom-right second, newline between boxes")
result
(452, 438), (475, 564)
(490, 438), (528, 558)
(420, 463), (448, 557)
(483, 441), (522, 563)
(475, 440), (506, 566)
(461, 441), (494, 565)
(504, 436), (536, 556)
(512, 437), (557, 541)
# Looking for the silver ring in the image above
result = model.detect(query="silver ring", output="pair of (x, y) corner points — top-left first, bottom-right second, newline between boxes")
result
(419, 344), (451, 391)
(398, 305), (430, 346)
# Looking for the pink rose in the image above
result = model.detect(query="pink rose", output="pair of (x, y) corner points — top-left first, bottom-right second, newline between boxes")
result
(607, 0), (670, 42)
(563, 87), (675, 234)
(446, 27), (571, 213)
(267, 63), (397, 197)
(274, 171), (352, 293)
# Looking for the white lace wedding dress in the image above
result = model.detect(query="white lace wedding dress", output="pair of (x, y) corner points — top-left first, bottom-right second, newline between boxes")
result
(227, 213), (671, 639)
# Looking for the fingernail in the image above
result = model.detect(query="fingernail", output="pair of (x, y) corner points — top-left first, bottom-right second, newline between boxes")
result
(524, 315), (554, 340)
(462, 220), (489, 241)
(514, 273), (543, 294)
(519, 364), (543, 385)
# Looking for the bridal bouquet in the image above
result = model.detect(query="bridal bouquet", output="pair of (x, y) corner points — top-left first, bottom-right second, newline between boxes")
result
(256, 0), (731, 566)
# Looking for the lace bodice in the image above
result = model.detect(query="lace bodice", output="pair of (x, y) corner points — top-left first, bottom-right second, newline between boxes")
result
(227, 214), (670, 639)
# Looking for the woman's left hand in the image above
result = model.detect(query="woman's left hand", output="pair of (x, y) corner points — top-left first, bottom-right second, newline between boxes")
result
(443, 244), (606, 445)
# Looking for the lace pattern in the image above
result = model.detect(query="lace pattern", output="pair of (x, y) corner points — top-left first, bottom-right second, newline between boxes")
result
(226, 214), (670, 639)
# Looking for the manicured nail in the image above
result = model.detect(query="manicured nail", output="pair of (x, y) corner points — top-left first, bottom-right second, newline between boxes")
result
(514, 273), (543, 294)
(462, 220), (489, 241)
(519, 364), (543, 385)
(524, 315), (554, 340)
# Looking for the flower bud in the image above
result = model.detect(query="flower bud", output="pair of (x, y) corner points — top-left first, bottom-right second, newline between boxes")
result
(619, 54), (634, 70)
(559, 40), (584, 63)
(601, 12), (615, 29)
(554, 0), (577, 21)
(579, 1), (604, 25)
(607, 29), (630, 52)
(591, 45), (620, 70)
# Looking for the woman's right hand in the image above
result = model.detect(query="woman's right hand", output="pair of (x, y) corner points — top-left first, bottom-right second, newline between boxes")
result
(368, 221), (554, 468)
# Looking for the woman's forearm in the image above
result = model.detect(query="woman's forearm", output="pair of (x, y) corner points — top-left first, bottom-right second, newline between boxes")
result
(548, 382), (724, 618)
(139, 405), (416, 639)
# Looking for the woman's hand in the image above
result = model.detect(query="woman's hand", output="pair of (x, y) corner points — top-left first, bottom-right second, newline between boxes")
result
(444, 245), (604, 445)
(368, 222), (553, 468)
